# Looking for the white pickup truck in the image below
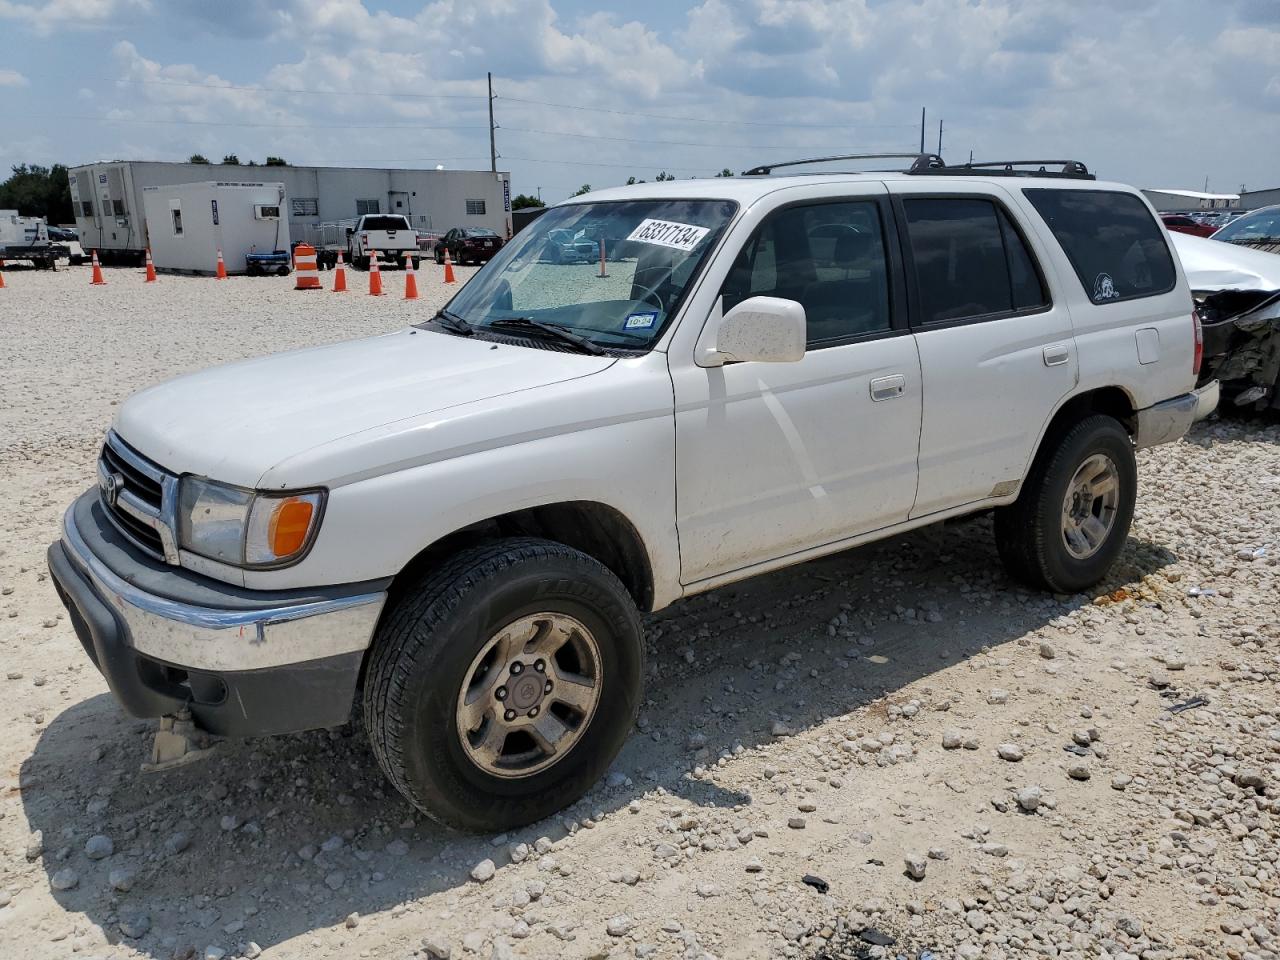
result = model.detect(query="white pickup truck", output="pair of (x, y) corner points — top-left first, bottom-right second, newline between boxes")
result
(49, 156), (1217, 831)
(345, 213), (420, 270)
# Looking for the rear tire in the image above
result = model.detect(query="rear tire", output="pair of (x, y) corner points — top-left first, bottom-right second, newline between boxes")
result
(363, 538), (644, 832)
(994, 415), (1136, 593)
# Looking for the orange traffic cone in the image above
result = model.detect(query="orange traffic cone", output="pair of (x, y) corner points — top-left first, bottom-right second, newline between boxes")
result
(90, 250), (106, 285)
(144, 248), (157, 283)
(332, 250), (347, 293)
(368, 250), (383, 296)
(0, 259), (6, 290)
(215, 248), (228, 280)
(443, 246), (456, 284)
(403, 254), (419, 300)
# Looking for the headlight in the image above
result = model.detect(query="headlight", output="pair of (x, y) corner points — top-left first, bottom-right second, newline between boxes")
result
(178, 477), (324, 568)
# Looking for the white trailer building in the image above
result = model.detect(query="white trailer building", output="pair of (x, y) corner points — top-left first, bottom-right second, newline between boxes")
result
(69, 161), (512, 263)
(142, 181), (289, 275)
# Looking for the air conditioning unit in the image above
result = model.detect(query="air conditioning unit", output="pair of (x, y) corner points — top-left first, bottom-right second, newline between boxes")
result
(254, 204), (281, 221)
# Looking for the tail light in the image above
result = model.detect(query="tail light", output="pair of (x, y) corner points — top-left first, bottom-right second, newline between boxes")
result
(1191, 309), (1203, 376)
(361, 233), (368, 245)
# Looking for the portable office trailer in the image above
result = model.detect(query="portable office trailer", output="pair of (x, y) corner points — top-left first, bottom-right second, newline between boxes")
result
(142, 181), (289, 275)
(69, 161), (511, 263)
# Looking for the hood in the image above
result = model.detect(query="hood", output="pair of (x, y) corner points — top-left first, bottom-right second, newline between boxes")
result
(114, 328), (614, 487)
(1170, 232), (1280, 292)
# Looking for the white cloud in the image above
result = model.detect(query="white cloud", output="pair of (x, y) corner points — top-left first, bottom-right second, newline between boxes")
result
(0, 0), (149, 35)
(0, 69), (30, 87)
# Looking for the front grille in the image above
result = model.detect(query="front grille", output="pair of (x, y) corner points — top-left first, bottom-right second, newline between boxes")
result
(98, 432), (176, 562)
(101, 439), (162, 508)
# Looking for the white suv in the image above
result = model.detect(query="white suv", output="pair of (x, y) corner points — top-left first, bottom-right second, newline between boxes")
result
(48, 156), (1217, 831)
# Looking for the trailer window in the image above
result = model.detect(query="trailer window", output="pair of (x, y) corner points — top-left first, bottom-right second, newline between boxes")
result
(79, 200), (94, 217)
(171, 205), (183, 237)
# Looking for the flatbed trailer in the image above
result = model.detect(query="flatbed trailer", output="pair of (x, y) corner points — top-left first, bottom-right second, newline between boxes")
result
(0, 242), (69, 269)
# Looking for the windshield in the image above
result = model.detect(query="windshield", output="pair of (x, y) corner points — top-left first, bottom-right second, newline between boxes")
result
(363, 216), (411, 231)
(1214, 208), (1280, 242)
(441, 198), (738, 350)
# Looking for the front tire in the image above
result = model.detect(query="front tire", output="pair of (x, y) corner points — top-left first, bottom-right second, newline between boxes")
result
(363, 538), (644, 832)
(995, 414), (1136, 593)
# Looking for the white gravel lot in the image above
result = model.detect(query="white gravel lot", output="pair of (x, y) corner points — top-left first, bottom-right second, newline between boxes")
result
(0, 263), (1277, 960)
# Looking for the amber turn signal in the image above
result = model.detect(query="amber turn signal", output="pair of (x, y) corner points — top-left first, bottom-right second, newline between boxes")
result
(268, 497), (315, 558)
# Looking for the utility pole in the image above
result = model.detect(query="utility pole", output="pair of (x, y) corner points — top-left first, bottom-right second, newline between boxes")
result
(488, 72), (497, 174)
(919, 107), (926, 154)
(937, 119), (943, 156)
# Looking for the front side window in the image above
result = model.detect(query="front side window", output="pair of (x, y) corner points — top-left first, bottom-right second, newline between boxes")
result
(439, 199), (737, 352)
(721, 200), (892, 347)
(1024, 188), (1175, 303)
(903, 197), (1048, 324)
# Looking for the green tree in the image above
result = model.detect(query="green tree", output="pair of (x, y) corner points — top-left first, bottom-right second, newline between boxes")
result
(714, 168), (735, 177)
(654, 171), (674, 182)
(264, 156), (288, 166)
(510, 193), (545, 210)
(625, 176), (646, 185)
(221, 154), (240, 165)
(0, 164), (74, 222)
(570, 184), (592, 196)
(188, 153), (210, 164)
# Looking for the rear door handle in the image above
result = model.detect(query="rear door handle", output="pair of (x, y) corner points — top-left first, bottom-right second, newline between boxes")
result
(1043, 343), (1071, 367)
(870, 374), (906, 402)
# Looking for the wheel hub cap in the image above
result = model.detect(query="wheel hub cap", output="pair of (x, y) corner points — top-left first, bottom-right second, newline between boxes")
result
(1061, 453), (1120, 560)
(455, 613), (602, 779)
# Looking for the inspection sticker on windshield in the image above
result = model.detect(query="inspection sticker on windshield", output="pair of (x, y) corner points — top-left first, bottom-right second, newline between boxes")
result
(626, 218), (710, 251)
(625, 312), (658, 329)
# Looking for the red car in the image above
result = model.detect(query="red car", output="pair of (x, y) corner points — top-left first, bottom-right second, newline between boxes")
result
(1160, 214), (1217, 238)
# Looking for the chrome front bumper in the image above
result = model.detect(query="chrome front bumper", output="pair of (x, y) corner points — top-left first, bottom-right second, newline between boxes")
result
(49, 492), (390, 737)
(59, 499), (387, 672)
(1134, 381), (1219, 450)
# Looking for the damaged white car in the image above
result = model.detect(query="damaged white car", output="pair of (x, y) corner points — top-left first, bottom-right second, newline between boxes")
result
(1171, 231), (1280, 412)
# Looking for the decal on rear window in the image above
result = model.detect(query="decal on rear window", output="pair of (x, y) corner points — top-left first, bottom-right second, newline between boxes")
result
(625, 218), (710, 252)
(1093, 273), (1119, 301)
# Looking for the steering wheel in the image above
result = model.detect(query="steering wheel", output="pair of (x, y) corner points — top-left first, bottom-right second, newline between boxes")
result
(632, 281), (665, 314)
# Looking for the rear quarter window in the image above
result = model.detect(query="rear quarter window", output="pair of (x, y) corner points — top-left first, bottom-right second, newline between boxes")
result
(1024, 189), (1176, 304)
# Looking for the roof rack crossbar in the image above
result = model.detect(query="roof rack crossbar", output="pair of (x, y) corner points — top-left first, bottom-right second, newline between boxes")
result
(910, 159), (1094, 180)
(743, 153), (945, 176)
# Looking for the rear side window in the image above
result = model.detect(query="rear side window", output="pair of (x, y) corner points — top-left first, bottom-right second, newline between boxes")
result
(902, 197), (1048, 324)
(1024, 189), (1175, 304)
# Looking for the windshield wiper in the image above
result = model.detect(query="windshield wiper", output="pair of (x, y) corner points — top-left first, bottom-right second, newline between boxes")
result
(433, 309), (474, 336)
(487, 317), (606, 355)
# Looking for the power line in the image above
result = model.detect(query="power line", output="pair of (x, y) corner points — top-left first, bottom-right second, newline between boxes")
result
(4, 113), (485, 131)
(496, 95), (919, 130)
(99, 76), (488, 101)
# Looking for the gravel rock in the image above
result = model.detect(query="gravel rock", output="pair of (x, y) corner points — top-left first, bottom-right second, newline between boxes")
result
(997, 742), (1024, 762)
(50, 868), (78, 891)
(470, 858), (496, 883)
(421, 936), (451, 959)
(1015, 786), (1042, 812)
(903, 855), (927, 880)
(108, 867), (135, 892)
(119, 911), (152, 939)
(1067, 763), (1092, 781)
(84, 834), (113, 860)
(606, 915), (634, 937)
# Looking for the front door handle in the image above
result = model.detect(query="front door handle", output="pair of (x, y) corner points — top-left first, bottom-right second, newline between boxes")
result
(1043, 343), (1071, 367)
(870, 374), (906, 402)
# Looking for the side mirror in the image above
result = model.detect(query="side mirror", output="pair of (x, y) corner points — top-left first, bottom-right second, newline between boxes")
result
(715, 296), (806, 364)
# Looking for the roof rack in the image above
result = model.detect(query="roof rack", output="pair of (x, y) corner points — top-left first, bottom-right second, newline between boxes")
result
(911, 160), (1095, 180)
(742, 153), (945, 176)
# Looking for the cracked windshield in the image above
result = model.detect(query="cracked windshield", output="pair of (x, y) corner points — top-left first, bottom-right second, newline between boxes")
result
(440, 199), (738, 349)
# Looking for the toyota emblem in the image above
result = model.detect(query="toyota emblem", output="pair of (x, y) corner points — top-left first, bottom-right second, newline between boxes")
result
(99, 470), (124, 508)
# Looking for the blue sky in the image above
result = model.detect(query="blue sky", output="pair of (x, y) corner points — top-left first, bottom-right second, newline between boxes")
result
(1, 0), (1278, 201)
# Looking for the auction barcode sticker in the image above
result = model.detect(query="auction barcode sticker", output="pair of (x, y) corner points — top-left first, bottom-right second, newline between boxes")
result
(625, 218), (711, 252)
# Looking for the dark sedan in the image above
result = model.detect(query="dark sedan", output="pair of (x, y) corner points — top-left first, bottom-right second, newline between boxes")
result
(435, 227), (504, 265)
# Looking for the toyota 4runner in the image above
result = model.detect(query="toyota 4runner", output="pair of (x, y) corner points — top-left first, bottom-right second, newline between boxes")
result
(48, 155), (1218, 831)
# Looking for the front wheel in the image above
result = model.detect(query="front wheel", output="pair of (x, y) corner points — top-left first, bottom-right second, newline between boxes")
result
(363, 538), (644, 832)
(995, 414), (1136, 593)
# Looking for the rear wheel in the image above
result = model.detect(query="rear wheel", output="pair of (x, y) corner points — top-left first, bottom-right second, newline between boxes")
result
(363, 538), (644, 832)
(995, 415), (1136, 593)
